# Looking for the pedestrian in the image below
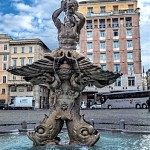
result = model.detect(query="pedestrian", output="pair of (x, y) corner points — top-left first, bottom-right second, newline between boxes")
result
(146, 97), (150, 112)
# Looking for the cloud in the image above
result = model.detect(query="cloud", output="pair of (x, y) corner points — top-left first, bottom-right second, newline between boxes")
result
(138, 0), (150, 71)
(0, 0), (60, 49)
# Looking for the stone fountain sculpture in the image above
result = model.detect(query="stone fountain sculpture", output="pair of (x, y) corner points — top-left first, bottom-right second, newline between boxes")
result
(8, 0), (121, 147)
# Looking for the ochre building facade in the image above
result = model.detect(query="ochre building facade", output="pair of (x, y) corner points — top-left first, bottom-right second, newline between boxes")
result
(0, 34), (50, 108)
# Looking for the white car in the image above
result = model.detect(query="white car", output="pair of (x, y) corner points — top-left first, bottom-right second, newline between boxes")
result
(90, 103), (101, 109)
(81, 101), (87, 109)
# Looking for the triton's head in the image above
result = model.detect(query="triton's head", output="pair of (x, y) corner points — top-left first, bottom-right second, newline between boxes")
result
(63, 0), (78, 13)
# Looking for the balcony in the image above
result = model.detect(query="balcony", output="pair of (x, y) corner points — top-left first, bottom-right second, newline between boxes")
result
(86, 25), (93, 29)
(86, 9), (137, 17)
(112, 23), (119, 27)
(8, 80), (31, 85)
(89, 12), (111, 17)
(126, 23), (132, 27)
(99, 24), (105, 28)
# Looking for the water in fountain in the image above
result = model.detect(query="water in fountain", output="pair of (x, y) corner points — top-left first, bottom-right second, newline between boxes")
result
(0, 132), (150, 150)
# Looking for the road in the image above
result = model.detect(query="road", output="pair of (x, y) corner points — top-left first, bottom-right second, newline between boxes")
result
(0, 109), (150, 131)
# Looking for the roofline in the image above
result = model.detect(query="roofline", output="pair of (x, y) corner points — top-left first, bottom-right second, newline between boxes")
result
(79, 0), (137, 5)
(0, 34), (13, 40)
(9, 38), (50, 51)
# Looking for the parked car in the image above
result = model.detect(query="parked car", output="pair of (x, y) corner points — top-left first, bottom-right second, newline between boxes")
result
(81, 101), (87, 109)
(90, 103), (101, 109)
(0, 103), (7, 110)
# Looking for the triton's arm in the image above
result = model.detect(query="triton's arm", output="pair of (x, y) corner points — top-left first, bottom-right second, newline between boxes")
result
(52, 1), (66, 30)
(74, 11), (85, 33)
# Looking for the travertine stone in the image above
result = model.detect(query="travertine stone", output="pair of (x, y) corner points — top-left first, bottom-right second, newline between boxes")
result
(7, 0), (121, 146)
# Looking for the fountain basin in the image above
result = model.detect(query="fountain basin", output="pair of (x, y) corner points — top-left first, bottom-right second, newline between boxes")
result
(0, 131), (150, 150)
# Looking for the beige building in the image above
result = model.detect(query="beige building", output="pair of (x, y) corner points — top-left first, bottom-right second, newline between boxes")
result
(0, 34), (12, 105)
(8, 38), (50, 109)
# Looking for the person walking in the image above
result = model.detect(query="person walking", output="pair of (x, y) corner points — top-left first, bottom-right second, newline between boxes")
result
(146, 97), (150, 112)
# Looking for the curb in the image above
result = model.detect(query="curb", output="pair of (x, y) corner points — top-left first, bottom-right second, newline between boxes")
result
(97, 128), (150, 134)
(1, 128), (150, 135)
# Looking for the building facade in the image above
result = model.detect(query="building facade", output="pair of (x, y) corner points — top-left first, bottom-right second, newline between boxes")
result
(8, 38), (50, 109)
(146, 70), (150, 90)
(0, 34), (12, 105)
(78, 0), (142, 106)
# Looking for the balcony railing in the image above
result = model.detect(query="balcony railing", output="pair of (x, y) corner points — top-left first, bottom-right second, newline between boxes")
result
(126, 23), (132, 27)
(112, 23), (119, 27)
(99, 24), (105, 28)
(8, 80), (31, 85)
(87, 9), (136, 17)
(86, 25), (93, 29)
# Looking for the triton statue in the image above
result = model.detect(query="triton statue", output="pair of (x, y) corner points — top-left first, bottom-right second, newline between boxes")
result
(52, 0), (85, 50)
(8, 0), (121, 146)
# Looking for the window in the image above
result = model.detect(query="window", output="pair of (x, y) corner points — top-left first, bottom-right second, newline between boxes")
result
(114, 52), (119, 60)
(4, 45), (7, 50)
(126, 29), (132, 36)
(87, 20), (92, 29)
(100, 6), (106, 13)
(3, 55), (8, 61)
(128, 5), (134, 13)
(3, 76), (6, 83)
(112, 19), (118, 27)
(87, 31), (92, 38)
(115, 77), (121, 86)
(113, 29), (119, 37)
(21, 47), (25, 53)
(11, 86), (17, 92)
(29, 47), (32, 53)
(126, 17), (132, 26)
(3, 64), (7, 70)
(87, 42), (93, 50)
(100, 53), (106, 61)
(28, 58), (33, 64)
(99, 19), (105, 28)
(113, 6), (118, 12)
(88, 7), (93, 15)
(21, 76), (24, 80)
(13, 47), (17, 53)
(128, 64), (134, 72)
(12, 59), (17, 67)
(13, 75), (16, 80)
(20, 58), (25, 66)
(100, 42), (106, 49)
(128, 77), (135, 86)
(127, 40), (132, 48)
(114, 64), (120, 72)
(100, 30), (105, 37)
(19, 89), (24, 92)
(114, 41), (119, 48)
(127, 52), (133, 60)
(2, 89), (5, 94)
(101, 65), (107, 70)
(27, 86), (33, 91)
(87, 53), (93, 61)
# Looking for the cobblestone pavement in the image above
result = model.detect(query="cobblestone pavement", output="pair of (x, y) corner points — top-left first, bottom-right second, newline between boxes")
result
(0, 109), (150, 131)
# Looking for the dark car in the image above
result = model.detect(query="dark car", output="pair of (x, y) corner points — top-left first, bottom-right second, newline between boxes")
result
(0, 103), (7, 110)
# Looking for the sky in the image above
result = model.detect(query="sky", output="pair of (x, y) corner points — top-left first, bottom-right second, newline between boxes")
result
(0, 0), (150, 72)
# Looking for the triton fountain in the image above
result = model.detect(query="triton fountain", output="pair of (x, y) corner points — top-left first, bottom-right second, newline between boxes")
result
(8, 0), (121, 147)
